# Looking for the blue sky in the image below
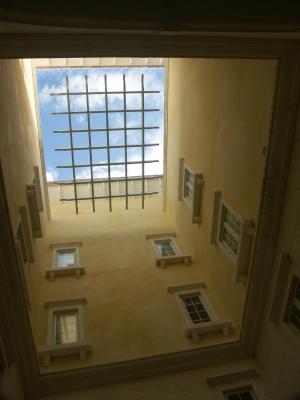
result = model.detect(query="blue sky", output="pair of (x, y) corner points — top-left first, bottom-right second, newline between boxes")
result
(36, 67), (165, 181)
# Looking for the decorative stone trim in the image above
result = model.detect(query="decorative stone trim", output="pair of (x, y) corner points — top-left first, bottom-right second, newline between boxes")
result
(178, 158), (205, 224)
(38, 342), (92, 367)
(156, 255), (192, 268)
(44, 298), (87, 308)
(206, 368), (259, 387)
(186, 320), (232, 342)
(26, 184), (42, 238)
(167, 282), (206, 293)
(49, 241), (82, 249)
(45, 266), (85, 280)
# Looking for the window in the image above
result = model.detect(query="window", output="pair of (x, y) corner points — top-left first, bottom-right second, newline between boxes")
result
(54, 309), (79, 345)
(181, 293), (211, 324)
(16, 223), (29, 264)
(46, 242), (85, 279)
(39, 298), (91, 366)
(219, 203), (241, 256)
(15, 223), (31, 311)
(211, 192), (255, 283)
(18, 206), (34, 262)
(56, 249), (76, 268)
(285, 274), (300, 333)
(146, 233), (191, 267)
(223, 386), (257, 400)
(183, 166), (194, 206)
(178, 158), (204, 224)
(167, 283), (232, 342)
(154, 239), (177, 257)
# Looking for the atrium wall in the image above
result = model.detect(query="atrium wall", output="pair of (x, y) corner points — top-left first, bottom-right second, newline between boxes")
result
(0, 59), (48, 343)
(166, 58), (277, 333)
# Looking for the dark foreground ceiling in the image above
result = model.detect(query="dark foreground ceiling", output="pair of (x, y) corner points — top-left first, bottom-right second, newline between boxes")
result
(0, 1), (300, 31)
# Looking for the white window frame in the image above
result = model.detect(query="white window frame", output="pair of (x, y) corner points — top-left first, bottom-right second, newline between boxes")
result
(211, 191), (255, 283)
(18, 206), (34, 262)
(145, 233), (191, 268)
(178, 158), (204, 224)
(167, 283), (232, 342)
(45, 242), (85, 279)
(33, 166), (44, 212)
(284, 272), (300, 337)
(38, 298), (91, 366)
(14, 222), (31, 311)
(221, 386), (257, 400)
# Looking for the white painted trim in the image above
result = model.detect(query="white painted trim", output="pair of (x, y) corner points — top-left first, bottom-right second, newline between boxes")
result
(49, 241), (82, 249)
(148, 235), (192, 268)
(26, 184), (42, 238)
(151, 237), (181, 258)
(212, 196), (255, 282)
(44, 298), (87, 308)
(167, 282), (206, 293)
(178, 157), (185, 201)
(210, 191), (222, 244)
(33, 166), (43, 212)
(145, 232), (176, 240)
(169, 286), (232, 342)
(41, 298), (90, 365)
(47, 243), (85, 279)
(19, 206), (34, 262)
(178, 159), (204, 224)
(45, 266), (85, 280)
(14, 239), (31, 311)
(38, 342), (92, 367)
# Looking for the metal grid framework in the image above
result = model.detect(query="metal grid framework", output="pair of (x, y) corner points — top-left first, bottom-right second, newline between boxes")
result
(51, 73), (161, 213)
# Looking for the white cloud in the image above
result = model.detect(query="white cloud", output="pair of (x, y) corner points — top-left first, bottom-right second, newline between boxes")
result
(46, 167), (59, 181)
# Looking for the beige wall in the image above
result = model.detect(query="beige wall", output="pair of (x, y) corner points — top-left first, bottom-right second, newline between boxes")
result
(166, 58), (277, 332)
(38, 193), (239, 372)
(0, 59), (47, 343)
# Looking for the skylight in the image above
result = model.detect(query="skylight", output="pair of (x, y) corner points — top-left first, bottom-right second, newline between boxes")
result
(36, 64), (165, 213)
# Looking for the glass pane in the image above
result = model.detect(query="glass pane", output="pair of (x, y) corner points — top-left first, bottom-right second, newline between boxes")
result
(54, 310), (78, 345)
(56, 249), (76, 268)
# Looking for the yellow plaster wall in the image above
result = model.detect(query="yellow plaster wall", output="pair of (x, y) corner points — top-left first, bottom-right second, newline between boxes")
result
(166, 58), (277, 332)
(0, 59), (47, 343)
(39, 193), (239, 372)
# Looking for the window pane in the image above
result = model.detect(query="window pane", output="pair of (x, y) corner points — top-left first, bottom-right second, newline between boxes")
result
(288, 277), (300, 332)
(181, 294), (211, 324)
(56, 249), (76, 268)
(54, 310), (78, 345)
(154, 239), (176, 257)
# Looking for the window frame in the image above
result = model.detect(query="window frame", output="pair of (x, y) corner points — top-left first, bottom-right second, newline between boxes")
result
(151, 237), (180, 258)
(284, 273), (300, 336)
(168, 283), (232, 342)
(146, 233), (192, 268)
(222, 385), (257, 400)
(55, 248), (77, 269)
(14, 221), (32, 311)
(178, 158), (204, 224)
(46, 242), (85, 279)
(38, 298), (91, 366)
(47, 304), (84, 347)
(211, 192), (255, 283)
